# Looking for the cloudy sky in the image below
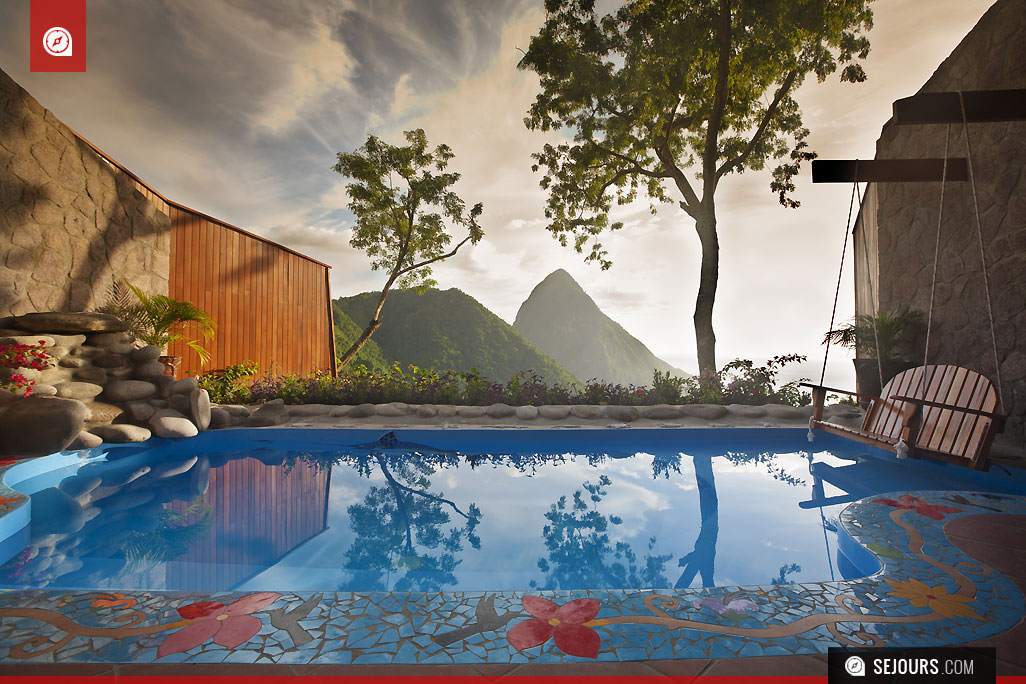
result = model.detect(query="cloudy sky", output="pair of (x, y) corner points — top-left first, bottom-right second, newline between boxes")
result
(0, 0), (996, 385)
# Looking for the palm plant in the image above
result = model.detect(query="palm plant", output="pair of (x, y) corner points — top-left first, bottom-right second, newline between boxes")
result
(823, 307), (925, 361)
(125, 281), (216, 365)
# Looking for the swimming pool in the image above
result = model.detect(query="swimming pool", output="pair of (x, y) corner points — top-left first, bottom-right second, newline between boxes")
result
(0, 428), (1023, 665)
(3, 428), (1023, 594)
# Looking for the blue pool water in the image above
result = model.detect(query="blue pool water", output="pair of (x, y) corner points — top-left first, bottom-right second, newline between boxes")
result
(2, 428), (1024, 594)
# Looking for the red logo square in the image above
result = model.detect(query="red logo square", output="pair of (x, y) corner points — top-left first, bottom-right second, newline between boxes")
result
(30, 0), (87, 72)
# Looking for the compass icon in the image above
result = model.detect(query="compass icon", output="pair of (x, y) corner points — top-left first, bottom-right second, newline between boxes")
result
(43, 27), (73, 56)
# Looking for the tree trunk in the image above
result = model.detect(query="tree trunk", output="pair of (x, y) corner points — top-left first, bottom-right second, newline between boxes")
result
(337, 281), (394, 370)
(693, 209), (719, 374)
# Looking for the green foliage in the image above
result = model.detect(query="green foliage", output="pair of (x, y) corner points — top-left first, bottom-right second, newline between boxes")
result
(335, 288), (580, 386)
(519, 0), (874, 265)
(196, 361), (259, 404)
(652, 369), (688, 404)
(333, 129), (484, 292)
(123, 281), (216, 365)
(93, 277), (147, 337)
(822, 306), (926, 360)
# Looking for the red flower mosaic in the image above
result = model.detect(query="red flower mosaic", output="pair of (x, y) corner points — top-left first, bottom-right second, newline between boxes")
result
(507, 596), (602, 659)
(91, 593), (137, 610)
(157, 592), (281, 658)
(873, 495), (962, 521)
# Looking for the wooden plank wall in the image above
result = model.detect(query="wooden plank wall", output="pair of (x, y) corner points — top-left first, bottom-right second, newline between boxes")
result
(168, 204), (336, 379)
(165, 458), (331, 591)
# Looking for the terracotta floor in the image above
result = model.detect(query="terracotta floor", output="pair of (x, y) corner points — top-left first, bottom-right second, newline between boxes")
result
(1, 514), (1024, 679)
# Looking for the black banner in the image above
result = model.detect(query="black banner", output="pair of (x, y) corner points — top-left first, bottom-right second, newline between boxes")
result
(828, 647), (995, 684)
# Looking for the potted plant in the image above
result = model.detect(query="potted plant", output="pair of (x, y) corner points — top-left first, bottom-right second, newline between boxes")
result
(823, 306), (926, 402)
(124, 282), (216, 378)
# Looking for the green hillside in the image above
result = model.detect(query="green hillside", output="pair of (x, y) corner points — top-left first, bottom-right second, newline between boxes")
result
(331, 302), (393, 372)
(334, 288), (580, 385)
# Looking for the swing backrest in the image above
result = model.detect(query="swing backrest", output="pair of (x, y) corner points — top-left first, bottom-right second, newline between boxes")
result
(862, 364), (1000, 466)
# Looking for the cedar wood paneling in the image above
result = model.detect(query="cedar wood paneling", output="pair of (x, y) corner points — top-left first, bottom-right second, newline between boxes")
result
(167, 204), (336, 380)
(60, 124), (336, 382)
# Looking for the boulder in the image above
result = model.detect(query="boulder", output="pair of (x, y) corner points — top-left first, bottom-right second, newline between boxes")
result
(67, 431), (103, 450)
(154, 374), (176, 398)
(762, 404), (804, 420)
(1, 367), (40, 382)
(58, 473), (102, 498)
(347, 403), (377, 418)
(217, 404), (251, 417)
(29, 487), (88, 535)
(133, 361), (165, 379)
(416, 405), (438, 418)
(515, 405), (539, 420)
(209, 407), (231, 429)
(83, 401), (124, 424)
(32, 384), (57, 397)
(457, 406), (485, 418)
(681, 404), (729, 420)
(149, 455), (198, 479)
(287, 404), (332, 417)
(570, 405), (604, 419)
(87, 331), (134, 346)
(247, 399), (288, 426)
(329, 405), (351, 417)
(171, 377), (198, 395)
(55, 381), (104, 401)
(376, 402), (410, 417)
(437, 405), (458, 418)
(11, 312), (129, 333)
(103, 380), (156, 402)
(148, 399), (168, 408)
(189, 388), (211, 431)
(149, 409), (199, 438)
(727, 404), (767, 418)
(90, 424), (152, 443)
(168, 394), (190, 412)
(130, 345), (162, 362)
(125, 402), (155, 422)
(59, 356), (87, 368)
(48, 334), (87, 348)
(92, 353), (130, 369)
(605, 405), (639, 422)
(538, 405), (570, 420)
(0, 396), (87, 456)
(72, 368), (107, 383)
(0, 389), (18, 403)
(486, 403), (515, 419)
(641, 404), (683, 420)
(47, 345), (70, 360)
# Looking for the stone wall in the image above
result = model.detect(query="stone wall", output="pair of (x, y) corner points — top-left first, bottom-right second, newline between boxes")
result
(870, 0), (1026, 448)
(0, 67), (170, 319)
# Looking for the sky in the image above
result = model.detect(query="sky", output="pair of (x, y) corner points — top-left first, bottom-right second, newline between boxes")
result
(0, 0), (998, 387)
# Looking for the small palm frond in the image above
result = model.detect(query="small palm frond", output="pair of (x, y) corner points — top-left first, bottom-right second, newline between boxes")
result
(93, 278), (146, 336)
(125, 281), (216, 363)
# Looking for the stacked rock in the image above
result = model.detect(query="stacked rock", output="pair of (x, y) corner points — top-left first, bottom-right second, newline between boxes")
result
(0, 312), (210, 455)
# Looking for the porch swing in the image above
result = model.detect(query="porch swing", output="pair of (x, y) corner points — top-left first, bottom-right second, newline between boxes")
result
(800, 89), (1025, 471)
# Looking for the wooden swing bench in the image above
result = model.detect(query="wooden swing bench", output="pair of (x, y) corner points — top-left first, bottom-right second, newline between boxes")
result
(801, 365), (1005, 471)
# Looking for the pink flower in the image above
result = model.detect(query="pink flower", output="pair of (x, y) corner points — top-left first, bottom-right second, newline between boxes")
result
(507, 596), (602, 659)
(157, 592), (281, 658)
(874, 495), (962, 521)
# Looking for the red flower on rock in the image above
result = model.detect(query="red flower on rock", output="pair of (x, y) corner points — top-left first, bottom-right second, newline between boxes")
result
(873, 495), (962, 521)
(157, 592), (280, 658)
(507, 596), (602, 658)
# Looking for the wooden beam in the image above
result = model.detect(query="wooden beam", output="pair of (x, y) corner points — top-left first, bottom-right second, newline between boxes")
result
(812, 158), (968, 183)
(893, 89), (1026, 125)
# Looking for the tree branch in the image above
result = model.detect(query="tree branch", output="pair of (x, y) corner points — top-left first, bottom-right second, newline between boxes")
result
(716, 69), (799, 180)
(395, 232), (475, 279)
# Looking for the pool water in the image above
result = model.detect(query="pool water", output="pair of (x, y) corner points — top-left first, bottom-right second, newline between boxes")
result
(2, 428), (1023, 594)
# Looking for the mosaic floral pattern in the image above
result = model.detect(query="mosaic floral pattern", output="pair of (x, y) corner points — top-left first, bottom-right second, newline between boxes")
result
(0, 489), (1022, 665)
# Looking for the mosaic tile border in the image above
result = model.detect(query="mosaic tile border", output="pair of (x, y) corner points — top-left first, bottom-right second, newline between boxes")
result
(0, 485), (1022, 665)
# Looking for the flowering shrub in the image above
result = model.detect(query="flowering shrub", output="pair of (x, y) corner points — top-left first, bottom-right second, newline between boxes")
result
(196, 361), (259, 404)
(243, 354), (810, 407)
(0, 341), (54, 397)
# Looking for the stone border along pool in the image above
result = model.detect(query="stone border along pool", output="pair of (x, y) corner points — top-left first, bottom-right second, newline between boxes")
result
(0, 420), (1023, 665)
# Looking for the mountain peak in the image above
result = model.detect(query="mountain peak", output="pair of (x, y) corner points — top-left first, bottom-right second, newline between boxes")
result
(514, 272), (689, 386)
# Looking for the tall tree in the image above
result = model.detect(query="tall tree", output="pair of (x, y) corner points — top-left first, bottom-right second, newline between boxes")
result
(332, 129), (484, 369)
(519, 0), (873, 372)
